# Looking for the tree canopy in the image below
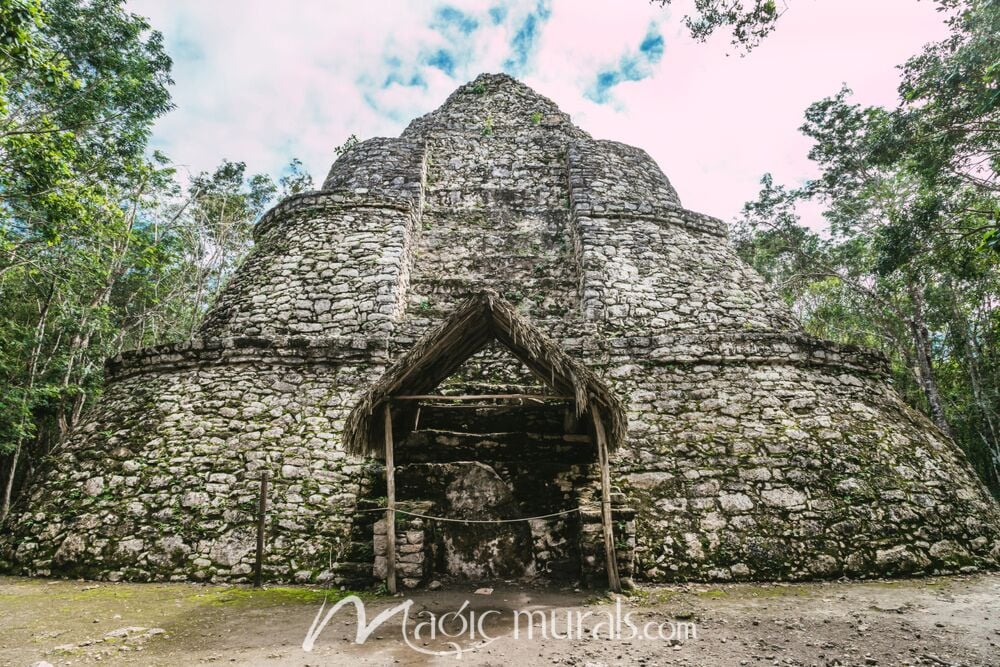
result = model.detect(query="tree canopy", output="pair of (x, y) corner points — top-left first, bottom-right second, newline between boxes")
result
(0, 0), (312, 521)
(735, 0), (1000, 494)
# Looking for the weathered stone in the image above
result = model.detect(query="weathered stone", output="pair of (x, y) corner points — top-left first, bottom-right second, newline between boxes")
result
(875, 546), (932, 574)
(928, 540), (971, 566)
(761, 488), (807, 509)
(83, 477), (104, 497)
(280, 464), (303, 479)
(116, 538), (145, 557)
(181, 492), (209, 508)
(719, 493), (754, 513)
(53, 533), (86, 565)
(208, 531), (253, 568)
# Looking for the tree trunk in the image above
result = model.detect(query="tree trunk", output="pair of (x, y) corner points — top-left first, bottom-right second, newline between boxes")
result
(946, 282), (1000, 489)
(1, 283), (54, 524)
(947, 283), (999, 441)
(907, 281), (953, 437)
(0, 442), (22, 526)
(55, 186), (144, 439)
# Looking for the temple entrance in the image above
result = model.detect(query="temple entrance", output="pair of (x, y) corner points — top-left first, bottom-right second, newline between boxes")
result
(392, 399), (596, 583)
(428, 461), (536, 580)
(344, 291), (633, 592)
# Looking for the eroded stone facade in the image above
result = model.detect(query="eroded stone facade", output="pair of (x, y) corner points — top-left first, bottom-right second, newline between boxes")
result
(4, 74), (999, 585)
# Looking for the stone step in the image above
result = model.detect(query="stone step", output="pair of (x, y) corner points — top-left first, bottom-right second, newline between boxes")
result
(329, 561), (376, 585)
(397, 312), (579, 342)
(406, 288), (582, 330)
(414, 233), (570, 260)
(418, 212), (568, 236)
(401, 427), (592, 443)
(404, 278), (579, 314)
(391, 461), (589, 516)
(407, 273), (577, 292)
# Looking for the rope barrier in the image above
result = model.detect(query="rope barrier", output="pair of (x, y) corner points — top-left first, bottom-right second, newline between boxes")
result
(356, 506), (581, 524)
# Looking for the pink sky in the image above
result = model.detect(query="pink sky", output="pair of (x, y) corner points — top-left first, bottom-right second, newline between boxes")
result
(129, 0), (950, 229)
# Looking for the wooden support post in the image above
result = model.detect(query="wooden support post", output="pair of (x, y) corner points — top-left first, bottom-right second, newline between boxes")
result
(384, 404), (397, 595)
(591, 408), (621, 593)
(253, 470), (268, 588)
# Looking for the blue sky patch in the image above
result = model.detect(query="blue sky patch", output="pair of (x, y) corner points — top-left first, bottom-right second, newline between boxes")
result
(587, 22), (665, 104)
(432, 6), (479, 36)
(361, 89), (406, 123)
(488, 5), (508, 25)
(639, 29), (665, 62)
(382, 71), (427, 89)
(167, 19), (205, 63)
(379, 53), (428, 90)
(503, 0), (552, 75)
(424, 49), (457, 76)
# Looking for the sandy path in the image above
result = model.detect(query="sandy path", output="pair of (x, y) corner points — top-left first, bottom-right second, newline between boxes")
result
(1, 574), (997, 666)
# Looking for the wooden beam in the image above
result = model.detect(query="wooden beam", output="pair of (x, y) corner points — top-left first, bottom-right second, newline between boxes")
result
(384, 404), (397, 595)
(392, 394), (574, 402)
(591, 408), (622, 593)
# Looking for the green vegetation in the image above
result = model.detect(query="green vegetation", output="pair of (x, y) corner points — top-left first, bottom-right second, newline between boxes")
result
(0, 0), (312, 523)
(694, 588), (727, 598)
(651, 0), (782, 50)
(193, 585), (363, 607)
(503, 289), (523, 304)
(334, 133), (359, 157)
(734, 0), (1000, 496)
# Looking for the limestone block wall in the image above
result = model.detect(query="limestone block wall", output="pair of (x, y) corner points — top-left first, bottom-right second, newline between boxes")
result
(422, 134), (568, 211)
(8, 329), (996, 585)
(570, 212), (801, 333)
(568, 140), (682, 212)
(401, 74), (588, 140)
(373, 509), (430, 589)
(577, 333), (1000, 580)
(401, 207), (580, 343)
(321, 137), (425, 205)
(397, 80), (591, 374)
(391, 434), (594, 581)
(2, 339), (387, 584)
(566, 141), (800, 334)
(579, 502), (637, 588)
(199, 193), (419, 339)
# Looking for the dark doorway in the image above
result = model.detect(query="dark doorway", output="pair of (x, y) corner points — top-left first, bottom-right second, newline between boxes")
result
(393, 400), (595, 582)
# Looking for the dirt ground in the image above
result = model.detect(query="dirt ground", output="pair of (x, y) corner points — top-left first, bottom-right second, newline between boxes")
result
(0, 573), (998, 666)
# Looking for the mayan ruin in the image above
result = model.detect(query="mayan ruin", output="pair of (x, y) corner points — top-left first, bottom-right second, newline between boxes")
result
(4, 72), (999, 591)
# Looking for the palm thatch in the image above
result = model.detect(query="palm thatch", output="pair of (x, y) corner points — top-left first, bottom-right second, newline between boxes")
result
(343, 289), (626, 457)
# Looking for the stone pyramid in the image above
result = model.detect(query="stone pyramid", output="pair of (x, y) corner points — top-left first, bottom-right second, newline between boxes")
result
(4, 73), (998, 585)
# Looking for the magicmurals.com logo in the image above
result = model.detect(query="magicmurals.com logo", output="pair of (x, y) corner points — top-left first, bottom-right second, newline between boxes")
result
(302, 595), (698, 658)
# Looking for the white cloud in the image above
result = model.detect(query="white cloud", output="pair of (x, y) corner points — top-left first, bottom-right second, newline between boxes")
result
(128, 0), (948, 228)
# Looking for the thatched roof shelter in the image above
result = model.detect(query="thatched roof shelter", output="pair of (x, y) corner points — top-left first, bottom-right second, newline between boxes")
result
(343, 289), (626, 458)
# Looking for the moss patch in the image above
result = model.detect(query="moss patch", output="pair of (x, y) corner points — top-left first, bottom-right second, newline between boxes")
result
(695, 588), (728, 598)
(190, 586), (365, 607)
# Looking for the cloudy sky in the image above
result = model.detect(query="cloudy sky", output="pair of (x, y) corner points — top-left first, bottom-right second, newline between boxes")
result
(127, 0), (949, 227)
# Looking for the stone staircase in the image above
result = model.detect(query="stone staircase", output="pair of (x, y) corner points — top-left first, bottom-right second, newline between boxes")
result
(400, 206), (583, 344)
